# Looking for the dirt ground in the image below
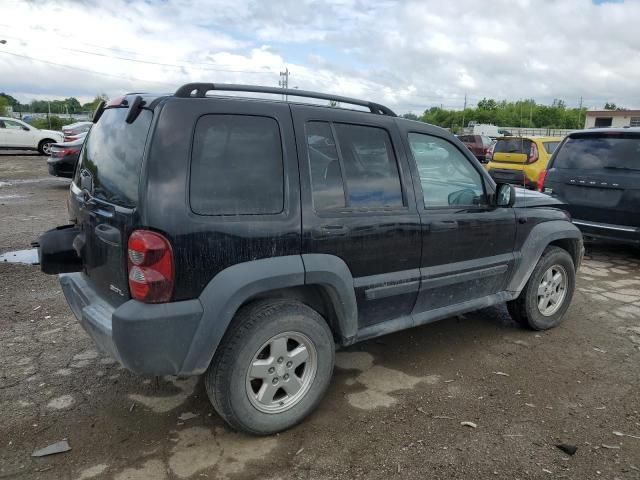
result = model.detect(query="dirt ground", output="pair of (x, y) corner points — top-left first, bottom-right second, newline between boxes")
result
(1, 152), (639, 480)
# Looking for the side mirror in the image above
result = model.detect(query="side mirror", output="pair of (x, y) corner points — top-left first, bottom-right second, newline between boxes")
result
(22, 126), (30, 131)
(496, 183), (515, 207)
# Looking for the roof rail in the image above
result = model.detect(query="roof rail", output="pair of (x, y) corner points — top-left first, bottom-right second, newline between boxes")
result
(174, 82), (397, 117)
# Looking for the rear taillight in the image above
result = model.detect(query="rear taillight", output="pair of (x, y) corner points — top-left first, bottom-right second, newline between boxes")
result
(526, 142), (539, 163)
(537, 170), (548, 192)
(127, 230), (174, 303)
(485, 146), (493, 161)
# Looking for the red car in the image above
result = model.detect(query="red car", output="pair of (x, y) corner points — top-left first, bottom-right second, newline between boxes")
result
(457, 135), (493, 163)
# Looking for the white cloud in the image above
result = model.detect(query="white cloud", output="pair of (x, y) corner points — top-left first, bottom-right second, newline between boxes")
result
(1, 0), (640, 113)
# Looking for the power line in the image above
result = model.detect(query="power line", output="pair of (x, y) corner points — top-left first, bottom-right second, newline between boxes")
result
(0, 50), (176, 87)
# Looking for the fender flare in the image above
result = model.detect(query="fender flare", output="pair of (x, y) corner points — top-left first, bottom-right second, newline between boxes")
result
(180, 254), (358, 374)
(507, 220), (583, 294)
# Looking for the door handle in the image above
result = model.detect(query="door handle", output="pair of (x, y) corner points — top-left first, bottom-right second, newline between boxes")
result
(94, 224), (121, 246)
(431, 220), (458, 231)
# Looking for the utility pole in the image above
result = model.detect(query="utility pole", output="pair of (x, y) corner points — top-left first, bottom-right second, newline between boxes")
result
(461, 93), (467, 133)
(279, 68), (289, 101)
(578, 96), (583, 128)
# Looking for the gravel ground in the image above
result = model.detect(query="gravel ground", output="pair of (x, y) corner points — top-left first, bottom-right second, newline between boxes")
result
(1, 153), (639, 480)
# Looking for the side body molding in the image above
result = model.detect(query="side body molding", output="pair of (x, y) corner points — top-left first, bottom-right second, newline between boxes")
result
(507, 220), (583, 294)
(181, 254), (359, 374)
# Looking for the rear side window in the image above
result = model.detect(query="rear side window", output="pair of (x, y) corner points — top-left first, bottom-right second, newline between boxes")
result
(305, 122), (403, 210)
(494, 138), (532, 154)
(76, 107), (152, 207)
(553, 135), (640, 170)
(543, 141), (560, 154)
(190, 115), (284, 215)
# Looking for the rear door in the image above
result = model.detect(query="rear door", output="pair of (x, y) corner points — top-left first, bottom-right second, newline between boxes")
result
(545, 132), (640, 229)
(70, 104), (153, 305)
(292, 106), (422, 329)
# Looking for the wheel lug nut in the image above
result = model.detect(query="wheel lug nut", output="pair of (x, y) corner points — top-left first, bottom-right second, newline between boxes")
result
(286, 361), (292, 368)
(268, 367), (275, 374)
(277, 357), (284, 364)
(283, 374), (289, 380)
(272, 377), (279, 384)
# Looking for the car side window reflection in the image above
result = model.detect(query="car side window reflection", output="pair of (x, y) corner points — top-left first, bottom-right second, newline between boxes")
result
(408, 132), (485, 208)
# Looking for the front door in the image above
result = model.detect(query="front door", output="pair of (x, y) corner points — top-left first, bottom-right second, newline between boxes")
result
(1, 119), (33, 147)
(292, 105), (422, 329)
(400, 130), (516, 315)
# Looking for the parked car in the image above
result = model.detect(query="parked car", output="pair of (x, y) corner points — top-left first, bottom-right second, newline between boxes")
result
(540, 128), (640, 245)
(47, 135), (86, 178)
(62, 121), (92, 142)
(457, 134), (493, 163)
(38, 84), (583, 435)
(0, 117), (63, 154)
(486, 136), (562, 189)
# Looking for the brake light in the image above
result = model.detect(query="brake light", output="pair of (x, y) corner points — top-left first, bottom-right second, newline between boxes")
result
(127, 230), (174, 303)
(485, 145), (494, 161)
(526, 142), (539, 163)
(537, 170), (548, 192)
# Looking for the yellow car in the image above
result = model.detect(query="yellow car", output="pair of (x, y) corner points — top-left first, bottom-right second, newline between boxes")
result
(486, 136), (562, 189)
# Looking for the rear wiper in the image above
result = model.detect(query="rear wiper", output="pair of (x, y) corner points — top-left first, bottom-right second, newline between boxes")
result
(603, 166), (640, 171)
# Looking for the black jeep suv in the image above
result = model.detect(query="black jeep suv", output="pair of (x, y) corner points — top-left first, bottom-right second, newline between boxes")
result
(39, 83), (583, 435)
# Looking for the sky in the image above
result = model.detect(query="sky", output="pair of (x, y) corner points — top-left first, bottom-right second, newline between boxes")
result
(1, 0), (639, 114)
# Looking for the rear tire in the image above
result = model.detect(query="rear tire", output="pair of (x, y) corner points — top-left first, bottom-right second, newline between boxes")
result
(38, 139), (55, 156)
(507, 246), (576, 330)
(205, 299), (335, 435)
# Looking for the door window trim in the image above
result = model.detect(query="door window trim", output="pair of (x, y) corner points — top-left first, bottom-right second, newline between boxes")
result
(304, 119), (409, 214)
(407, 130), (489, 211)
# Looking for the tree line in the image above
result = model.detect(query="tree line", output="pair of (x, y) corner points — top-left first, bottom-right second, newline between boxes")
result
(402, 98), (625, 132)
(0, 92), (107, 115)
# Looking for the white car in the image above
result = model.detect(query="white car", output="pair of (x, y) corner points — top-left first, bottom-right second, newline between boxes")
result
(0, 117), (64, 155)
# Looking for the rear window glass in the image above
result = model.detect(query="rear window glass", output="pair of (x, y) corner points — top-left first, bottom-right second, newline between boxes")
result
(553, 135), (640, 170)
(494, 138), (532, 154)
(75, 107), (152, 207)
(190, 115), (284, 215)
(543, 141), (560, 154)
(458, 135), (474, 143)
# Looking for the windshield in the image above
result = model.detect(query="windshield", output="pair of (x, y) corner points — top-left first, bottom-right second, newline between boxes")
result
(553, 135), (640, 170)
(74, 108), (152, 206)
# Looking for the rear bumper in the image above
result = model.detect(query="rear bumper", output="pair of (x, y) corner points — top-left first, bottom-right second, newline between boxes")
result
(573, 219), (640, 245)
(488, 167), (535, 188)
(60, 273), (204, 375)
(47, 157), (75, 178)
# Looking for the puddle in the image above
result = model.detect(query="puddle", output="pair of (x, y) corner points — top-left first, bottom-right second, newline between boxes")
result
(0, 248), (39, 265)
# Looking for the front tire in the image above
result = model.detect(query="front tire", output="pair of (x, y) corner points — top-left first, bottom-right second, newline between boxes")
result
(507, 246), (576, 330)
(38, 139), (55, 156)
(205, 299), (335, 435)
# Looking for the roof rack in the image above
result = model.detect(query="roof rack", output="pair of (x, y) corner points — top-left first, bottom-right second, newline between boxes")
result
(174, 82), (397, 117)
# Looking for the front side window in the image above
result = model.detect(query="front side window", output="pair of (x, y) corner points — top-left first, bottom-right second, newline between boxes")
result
(190, 114), (284, 215)
(543, 141), (560, 154)
(408, 133), (485, 208)
(305, 122), (404, 210)
(4, 120), (25, 130)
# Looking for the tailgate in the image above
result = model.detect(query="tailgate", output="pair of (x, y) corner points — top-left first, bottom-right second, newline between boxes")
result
(70, 104), (153, 305)
(492, 138), (531, 164)
(546, 133), (640, 227)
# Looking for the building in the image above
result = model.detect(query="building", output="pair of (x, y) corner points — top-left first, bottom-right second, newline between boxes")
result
(584, 110), (640, 129)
